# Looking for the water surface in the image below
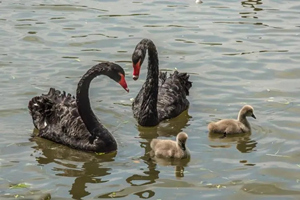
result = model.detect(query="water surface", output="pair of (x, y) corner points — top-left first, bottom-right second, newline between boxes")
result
(1, 0), (300, 199)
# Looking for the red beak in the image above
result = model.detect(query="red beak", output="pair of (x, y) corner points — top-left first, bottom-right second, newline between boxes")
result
(118, 74), (129, 92)
(133, 60), (141, 81)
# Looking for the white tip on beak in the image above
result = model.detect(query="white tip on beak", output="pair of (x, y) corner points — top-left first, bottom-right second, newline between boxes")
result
(133, 75), (139, 80)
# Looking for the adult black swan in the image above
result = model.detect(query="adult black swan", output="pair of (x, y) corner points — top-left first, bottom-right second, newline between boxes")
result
(131, 38), (192, 127)
(28, 62), (129, 153)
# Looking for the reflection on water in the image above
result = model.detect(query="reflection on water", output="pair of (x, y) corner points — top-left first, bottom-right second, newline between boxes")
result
(31, 137), (116, 199)
(208, 132), (257, 153)
(98, 178), (196, 199)
(98, 111), (192, 198)
(138, 109), (191, 168)
(241, 183), (300, 195)
(137, 110), (191, 138)
(1, 0), (300, 199)
(241, 0), (263, 9)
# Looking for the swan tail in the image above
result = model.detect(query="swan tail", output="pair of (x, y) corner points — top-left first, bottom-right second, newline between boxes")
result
(28, 88), (76, 130)
(28, 89), (56, 130)
(42, 88), (75, 106)
(171, 71), (192, 96)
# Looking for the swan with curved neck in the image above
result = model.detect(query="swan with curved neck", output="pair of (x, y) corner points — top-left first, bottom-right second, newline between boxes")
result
(132, 38), (192, 127)
(28, 62), (129, 153)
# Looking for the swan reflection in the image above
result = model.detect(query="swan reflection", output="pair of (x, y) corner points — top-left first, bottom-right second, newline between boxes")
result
(208, 132), (257, 153)
(30, 136), (116, 199)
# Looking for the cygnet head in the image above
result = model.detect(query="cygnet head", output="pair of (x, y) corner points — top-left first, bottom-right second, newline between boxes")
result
(176, 132), (188, 150)
(240, 105), (256, 119)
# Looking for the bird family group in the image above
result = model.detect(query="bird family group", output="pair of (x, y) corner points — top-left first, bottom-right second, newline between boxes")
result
(28, 38), (256, 159)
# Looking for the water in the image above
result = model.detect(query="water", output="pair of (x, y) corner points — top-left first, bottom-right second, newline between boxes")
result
(1, 0), (300, 199)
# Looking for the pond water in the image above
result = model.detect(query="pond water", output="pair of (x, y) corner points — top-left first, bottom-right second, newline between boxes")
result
(1, 0), (300, 199)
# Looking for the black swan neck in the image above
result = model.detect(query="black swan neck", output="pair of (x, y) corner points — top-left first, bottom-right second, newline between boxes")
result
(139, 39), (159, 126)
(144, 40), (159, 83)
(76, 64), (116, 149)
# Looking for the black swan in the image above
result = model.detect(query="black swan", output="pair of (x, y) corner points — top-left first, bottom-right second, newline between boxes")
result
(28, 62), (129, 153)
(131, 38), (192, 126)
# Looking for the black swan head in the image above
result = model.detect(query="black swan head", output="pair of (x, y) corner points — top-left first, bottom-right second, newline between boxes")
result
(132, 42), (147, 80)
(107, 63), (129, 92)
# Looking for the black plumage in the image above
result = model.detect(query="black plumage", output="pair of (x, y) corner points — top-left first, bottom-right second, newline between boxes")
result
(28, 62), (128, 153)
(132, 39), (192, 127)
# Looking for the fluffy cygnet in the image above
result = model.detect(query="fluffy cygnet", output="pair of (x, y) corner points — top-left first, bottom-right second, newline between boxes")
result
(150, 132), (190, 159)
(208, 105), (256, 135)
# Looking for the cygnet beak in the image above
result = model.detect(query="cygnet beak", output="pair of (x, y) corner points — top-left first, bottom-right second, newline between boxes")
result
(252, 114), (256, 119)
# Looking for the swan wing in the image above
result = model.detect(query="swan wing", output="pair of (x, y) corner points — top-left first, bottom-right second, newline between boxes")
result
(29, 88), (92, 148)
(157, 71), (192, 121)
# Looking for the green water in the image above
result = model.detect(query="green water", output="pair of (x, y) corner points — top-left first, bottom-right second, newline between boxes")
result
(1, 0), (300, 199)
